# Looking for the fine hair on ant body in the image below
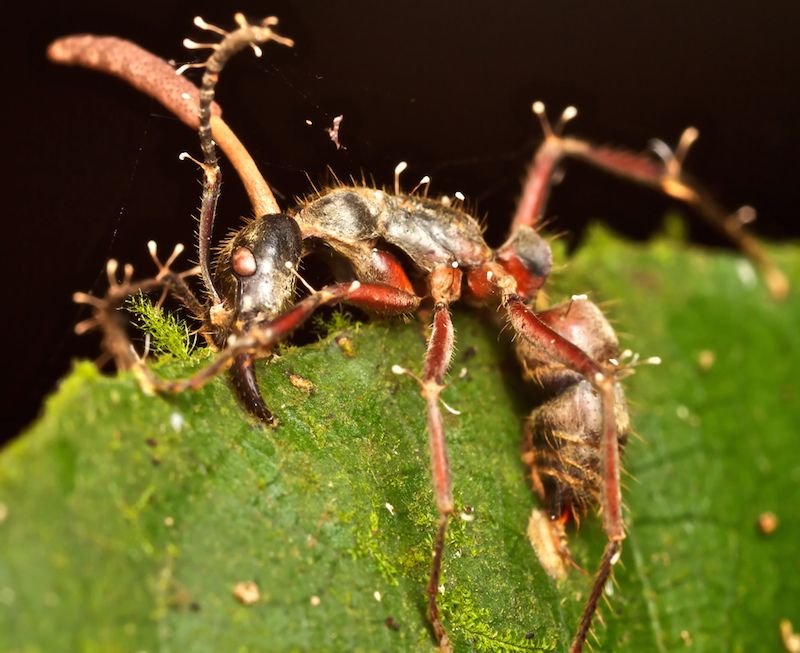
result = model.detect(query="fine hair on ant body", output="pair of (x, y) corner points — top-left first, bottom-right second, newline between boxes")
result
(49, 14), (788, 653)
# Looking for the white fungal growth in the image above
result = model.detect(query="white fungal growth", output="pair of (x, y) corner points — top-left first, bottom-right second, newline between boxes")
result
(169, 412), (185, 432)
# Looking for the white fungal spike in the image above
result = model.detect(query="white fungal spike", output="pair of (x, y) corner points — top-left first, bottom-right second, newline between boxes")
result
(648, 138), (674, 164)
(454, 191), (465, 201)
(562, 105), (578, 122)
(394, 161), (408, 195)
(735, 205), (757, 225)
(182, 38), (216, 51)
(676, 126), (700, 155)
(554, 105), (578, 136)
(164, 244), (185, 269)
(410, 175), (431, 196)
(531, 100), (553, 138)
(147, 240), (158, 256)
(391, 364), (407, 376)
(284, 260), (316, 293)
(440, 399), (461, 416)
(178, 152), (203, 168)
(193, 16), (227, 36)
(645, 356), (662, 366)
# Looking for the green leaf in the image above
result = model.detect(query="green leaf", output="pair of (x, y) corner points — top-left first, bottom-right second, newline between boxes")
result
(1, 228), (798, 652)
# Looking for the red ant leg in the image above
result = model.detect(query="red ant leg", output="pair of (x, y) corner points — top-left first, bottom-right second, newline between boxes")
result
(511, 136), (563, 233)
(139, 280), (420, 395)
(421, 301), (456, 650)
(503, 294), (622, 653)
(392, 266), (461, 651)
(510, 104), (788, 298)
(560, 135), (788, 297)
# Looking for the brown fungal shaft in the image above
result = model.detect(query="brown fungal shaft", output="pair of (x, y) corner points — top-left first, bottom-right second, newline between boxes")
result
(47, 35), (221, 130)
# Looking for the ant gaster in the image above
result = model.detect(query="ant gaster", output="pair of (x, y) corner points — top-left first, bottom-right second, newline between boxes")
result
(50, 14), (788, 653)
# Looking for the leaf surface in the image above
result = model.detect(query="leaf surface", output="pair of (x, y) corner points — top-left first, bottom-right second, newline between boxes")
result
(1, 229), (798, 652)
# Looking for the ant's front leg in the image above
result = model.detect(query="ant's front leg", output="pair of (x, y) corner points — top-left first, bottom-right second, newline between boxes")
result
(133, 280), (420, 397)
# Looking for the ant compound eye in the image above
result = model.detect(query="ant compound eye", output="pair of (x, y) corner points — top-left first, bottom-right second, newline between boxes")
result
(231, 246), (257, 277)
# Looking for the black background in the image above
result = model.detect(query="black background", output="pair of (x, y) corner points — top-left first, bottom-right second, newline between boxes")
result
(4, 0), (798, 442)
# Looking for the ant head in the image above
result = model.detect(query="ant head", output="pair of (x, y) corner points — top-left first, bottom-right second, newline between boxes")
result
(215, 213), (303, 320)
(496, 226), (553, 300)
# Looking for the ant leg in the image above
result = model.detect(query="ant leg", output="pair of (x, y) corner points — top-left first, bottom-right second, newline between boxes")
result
(503, 294), (623, 653)
(145, 242), (207, 322)
(394, 267), (462, 651)
(421, 300), (456, 652)
(510, 102), (579, 233)
(570, 540), (621, 653)
(122, 280), (421, 396)
(74, 245), (201, 370)
(511, 102), (788, 298)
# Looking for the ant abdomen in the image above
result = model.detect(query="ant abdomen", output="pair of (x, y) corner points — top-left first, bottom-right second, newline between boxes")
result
(518, 299), (630, 521)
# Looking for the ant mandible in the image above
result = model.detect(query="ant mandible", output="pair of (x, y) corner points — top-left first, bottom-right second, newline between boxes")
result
(49, 14), (787, 653)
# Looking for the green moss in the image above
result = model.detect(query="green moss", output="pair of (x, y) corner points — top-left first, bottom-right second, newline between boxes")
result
(127, 292), (195, 360)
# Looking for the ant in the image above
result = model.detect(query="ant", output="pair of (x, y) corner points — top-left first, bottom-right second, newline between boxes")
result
(49, 14), (788, 653)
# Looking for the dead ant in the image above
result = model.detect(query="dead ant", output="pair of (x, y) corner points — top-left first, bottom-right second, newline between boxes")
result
(49, 13), (788, 653)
